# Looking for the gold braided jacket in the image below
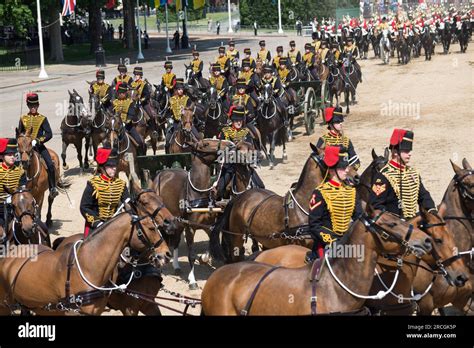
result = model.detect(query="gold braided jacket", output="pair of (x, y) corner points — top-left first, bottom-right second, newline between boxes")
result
(319, 181), (357, 236)
(321, 132), (350, 148)
(216, 56), (229, 70)
(0, 164), (24, 202)
(169, 95), (189, 121)
(191, 59), (202, 73)
(381, 162), (421, 219)
(20, 113), (46, 140)
(113, 98), (133, 123)
(209, 76), (226, 91)
(162, 72), (176, 89)
(288, 50), (300, 64)
(92, 82), (111, 99)
(221, 126), (250, 143)
(88, 175), (126, 221)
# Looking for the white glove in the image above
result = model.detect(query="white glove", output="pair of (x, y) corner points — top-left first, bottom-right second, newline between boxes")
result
(32, 139), (37, 147)
(164, 86), (168, 92)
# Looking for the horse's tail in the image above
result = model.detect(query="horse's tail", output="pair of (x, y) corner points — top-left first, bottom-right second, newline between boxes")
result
(209, 198), (235, 262)
(57, 176), (72, 193)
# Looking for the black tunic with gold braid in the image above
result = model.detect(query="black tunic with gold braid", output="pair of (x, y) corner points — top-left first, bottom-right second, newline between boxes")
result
(19, 113), (52, 144)
(80, 174), (130, 228)
(369, 160), (435, 219)
(218, 126), (253, 143)
(0, 163), (27, 225)
(316, 131), (360, 170)
(309, 179), (363, 246)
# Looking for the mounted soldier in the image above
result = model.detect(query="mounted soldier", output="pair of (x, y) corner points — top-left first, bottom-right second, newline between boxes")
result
(89, 70), (112, 108)
(342, 37), (363, 83)
(238, 59), (261, 108)
(209, 63), (230, 109)
(0, 138), (26, 237)
(160, 61), (177, 96)
(303, 43), (317, 80)
(18, 93), (58, 198)
(256, 40), (271, 65)
(216, 46), (231, 83)
(80, 147), (130, 237)
(130, 66), (155, 120)
(226, 40), (240, 75)
(260, 66), (287, 124)
(242, 48), (257, 71)
(317, 39), (330, 66)
(287, 40), (302, 66)
(307, 145), (363, 262)
(369, 129), (437, 219)
(111, 83), (146, 155)
(189, 50), (204, 81)
(111, 64), (133, 98)
(272, 46), (285, 72)
(316, 106), (360, 170)
(311, 31), (321, 51)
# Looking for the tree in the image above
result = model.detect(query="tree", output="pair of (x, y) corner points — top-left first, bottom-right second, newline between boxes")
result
(0, 0), (35, 38)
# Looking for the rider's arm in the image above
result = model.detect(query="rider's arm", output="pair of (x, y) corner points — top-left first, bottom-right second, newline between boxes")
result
(309, 189), (328, 238)
(368, 172), (390, 212)
(418, 177), (436, 213)
(352, 191), (364, 220)
(38, 118), (53, 144)
(80, 181), (101, 227)
(296, 51), (302, 63)
(347, 140), (360, 170)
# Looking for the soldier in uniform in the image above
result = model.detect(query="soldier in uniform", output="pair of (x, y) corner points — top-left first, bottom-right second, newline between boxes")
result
(272, 46), (285, 71)
(316, 106), (360, 170)
(165, 78), (199, 153)
(80, 147), (130, 237)
(317, 39), (330, 65)
(311, 31), (321, 51)
(111, 64), (133, 97)
(112, 83), (146, 155)
(161, 61), (177, 95)
(216, 46), (231, 82)
(342, 37), (362, 82)
(238, 59), (261, 107)
(242, 48), (257, 71)
(307, 145), (363, 262)
(130, 66), (155, 118)
(232, 78), (256, 120)
(330, 42), (342, 65)
(19, 93), (58, 197)
(89, 70), (112, 107)
(369, 129), (436, 219)
(209, 63), (230, 110)
(261, 66), (287, 124)
(303, 43), (317, 79)
(256, 40), (271, 65)
(189, 50), (204, 80)
(0, 138), (26, 237)
(287, 40), (302, 66)
(226, 40), (240, 73)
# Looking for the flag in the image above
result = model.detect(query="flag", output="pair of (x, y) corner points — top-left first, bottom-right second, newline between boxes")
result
(193, 0), (205, 9)
(156, 0), (172, 6)
(106, 0), (116, 10)
(61, 0), (76, 16)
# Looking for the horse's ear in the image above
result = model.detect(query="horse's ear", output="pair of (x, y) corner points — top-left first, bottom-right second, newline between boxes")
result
(309, 142), (320, 154)
(371, 148), (377, 160)
(15, 127), (19, 138)
(73, 88), (78, 95)
(450, 159), (463, 177)
(462, 158), (472, 170)
(68, 90), (73, 96)
(130, 178), (142, 196)
(383, 147), (389, 161)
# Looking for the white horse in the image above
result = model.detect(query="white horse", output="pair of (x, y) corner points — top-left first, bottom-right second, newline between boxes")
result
(379, 29), (391, 64)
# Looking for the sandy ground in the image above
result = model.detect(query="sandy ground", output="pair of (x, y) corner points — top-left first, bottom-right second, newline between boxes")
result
(1, 36), (473, 315)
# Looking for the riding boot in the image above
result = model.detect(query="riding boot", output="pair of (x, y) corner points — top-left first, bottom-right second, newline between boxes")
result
(47, 167), (58, 198)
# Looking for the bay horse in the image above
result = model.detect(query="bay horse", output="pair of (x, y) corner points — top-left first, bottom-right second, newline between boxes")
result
(16, 129), (70, 228)
(209, 143), (359, 264)
(421, 27), (433, 61)
(129, 89), (158, 155)
(256, 82), (288, 169)
(106, 114), (138, 177)
(413, 158), (474, 315)
(152, 139), (235, 289)
(4, 187), (50, 247)
(341, 53), (360, 114)
(327, 53), (344, 107)
(0, 183), (173, 315)
(168, 107), (200, 154)
(202, 207), (433, 315)
(60, 89), (92, 171)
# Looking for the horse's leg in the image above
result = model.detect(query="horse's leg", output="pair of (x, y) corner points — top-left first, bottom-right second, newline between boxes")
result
(170, 228), (183, 275)
(46, 192), (54, 228)
(84, 136), (90, 170)
(74, 139), (83, 172)
(282, 132), (287, 161)
(61, 141), (69, 170)
(345, 89), (350, 114)
(184, 226), (198, 290)
(269, 131), (276, 170)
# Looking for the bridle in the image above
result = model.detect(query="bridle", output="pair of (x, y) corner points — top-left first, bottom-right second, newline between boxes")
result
(454, 170), (474, 201)
(9, 189), (41, 242)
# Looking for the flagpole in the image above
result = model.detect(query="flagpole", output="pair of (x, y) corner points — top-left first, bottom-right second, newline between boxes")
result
(277, 0), (284, 33)
(227, 0), (233, 33)
(136, 0), (144, 59)
(36, 0), (48, 78)
(165, 2), (172, 53)
(143, 4), (148, 33)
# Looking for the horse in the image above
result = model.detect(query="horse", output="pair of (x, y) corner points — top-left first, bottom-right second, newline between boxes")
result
(106, 113), (138, 176)
(152, 139), (235, 289)
(413, 158), (474, 315)
(168, 107), (200, 154)
(16, 129), (70, 228)
(3, 187), (50, 247)
(439, 23), (452, 54)
(184, 64), (211, 90)
(128, 89), (159, 155)
(458, 21), (469, 53)
(199, 86), (229, 139)
(341, 54), (360, 114)
(202, 207), (433, 315)
(0, 182), (173, 315)
(209, 143), (360, 264)
(370, 27), (381, 58)
(89, 91), (113, 161)
(379, 29), (391, 64)
(60, 89), (92, 171)
(421, 27), (434, 61)
(326, 54), (344, 107)
(256, 82), (288, 169)
(396, 33), (410, 65)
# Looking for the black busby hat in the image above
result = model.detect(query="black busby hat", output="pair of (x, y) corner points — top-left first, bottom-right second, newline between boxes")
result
(241, 58), (251, 67)
(390, 129), (414, 151)
(0, 138), (18, 155)
(263, 66), (273, 74)
(244, 48), (251, 54)
(304, 43), (312, 50)
(96, 70), (105, 79)
(259, 40), (266, 46)
(174, 78), (185, 89)
(312, 32), (319, 40)
(211, 63), (221, 72)
(228, 40), (235, 46)
(117, 83), (128, 94)
(26, 93), (39, 105)
(235, 78), (247, 89)
(276, 46), (283, 52)
(164, 61), (173, 69)
(279, 57), (288, 65)
(323, 145), (350, 169)
(133, 66), (143, 76)
(289, 40), (296, 46)
(96, 147), (119, 167)
(118, 64), (127, 73)
(218, 46), (225, 53)
(230, 106), (245, 121)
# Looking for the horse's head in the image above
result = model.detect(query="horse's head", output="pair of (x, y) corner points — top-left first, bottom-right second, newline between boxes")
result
(191, 138), (235, 164)
(262, 83), (273, 104)
(128, 180), (174, 267)
(358, 148), (389, 189)
(180, 106), (195, 136)
(107, 114), (125, 149)
(184, 64), (193, 82)
(208, 86), (218, 109)
(451, 158), (474, 207)
(8, 186), (39, 240)
(364, 206), (433, 259)
(16, 129), (33, 170)
(414, 208), (470, 287)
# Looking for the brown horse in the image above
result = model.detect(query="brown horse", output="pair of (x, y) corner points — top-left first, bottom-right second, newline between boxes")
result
(209, 143), (359, 263)
(153, 138), (235, 289)
(4, 187), (50, 247)
(60, 89), (92, 171)
(202, 208), (433, 315)
(89, 92), (112, 162)
(106, 114), (138, 176)
(168, 107), (199, 154)
(413, 158), (474, 315)
(130, 89), (159, 155)
(16, 129), (70, 228)
(0, 182), (173, 315)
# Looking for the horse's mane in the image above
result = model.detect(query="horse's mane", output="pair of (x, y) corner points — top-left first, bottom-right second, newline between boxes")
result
(293, 153), (322, 191)
(83, 212), (129, 244)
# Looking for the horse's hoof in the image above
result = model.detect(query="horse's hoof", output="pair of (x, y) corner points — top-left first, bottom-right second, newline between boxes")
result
(63, 164), (69, 171)
(174, 268), (181, 276)
(269, 163), (274, 170)
(84, 163), (90, 170)
(199, 253), (210, 264)
(188, 282), (199, 291)
(283, 152), (288, 160)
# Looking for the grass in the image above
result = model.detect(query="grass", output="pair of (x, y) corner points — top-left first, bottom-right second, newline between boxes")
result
(58, 40), (128, 63)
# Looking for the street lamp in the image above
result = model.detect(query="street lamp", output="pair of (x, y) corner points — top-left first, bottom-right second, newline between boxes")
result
(36, 0), (48, 78)
(136, 0), (144, 60)
(278, 0), (284, 33)
(227, 0), (233, 33)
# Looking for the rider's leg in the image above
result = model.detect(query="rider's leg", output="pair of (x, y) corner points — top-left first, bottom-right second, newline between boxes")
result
(37, 144), (58, 197)
(127, 125), (146, 156)
(164, 123), (175, 153)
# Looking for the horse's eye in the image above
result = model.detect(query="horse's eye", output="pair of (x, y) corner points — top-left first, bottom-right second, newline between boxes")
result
(434, 238), (443, 245)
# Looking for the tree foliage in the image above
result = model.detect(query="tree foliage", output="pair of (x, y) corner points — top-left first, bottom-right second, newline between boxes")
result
(0, 0), (35, 38)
